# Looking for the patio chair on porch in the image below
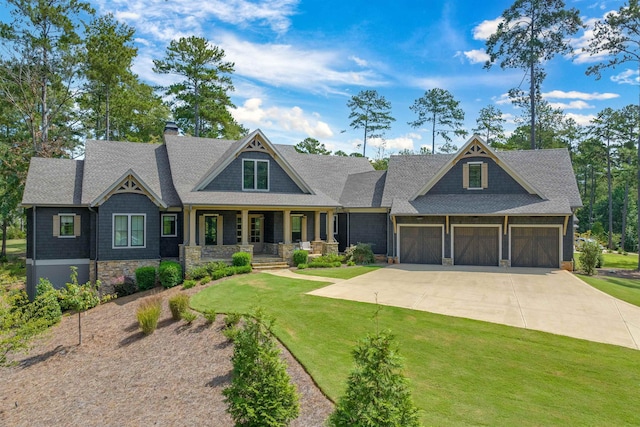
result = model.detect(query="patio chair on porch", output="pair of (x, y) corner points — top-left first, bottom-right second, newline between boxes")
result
(300, 241), (312, 252)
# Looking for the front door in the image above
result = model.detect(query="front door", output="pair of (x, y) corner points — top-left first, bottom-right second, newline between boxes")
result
(237, 215), (264, 252)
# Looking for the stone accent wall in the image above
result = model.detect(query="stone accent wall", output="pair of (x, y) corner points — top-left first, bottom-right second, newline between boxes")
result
(322, 242), (339, 255)
(181, 244), (255, 272)
(500, 259), (511, 268)
(278, 243), (295, 264)
(97, 259), (160, 295)
(442, 258), (453, 266)
(311, 241), (323, 254)
(561, 260), (574, 271)
(263, 243), (279, 255)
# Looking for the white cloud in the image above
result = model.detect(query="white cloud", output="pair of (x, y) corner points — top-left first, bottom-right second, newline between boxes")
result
(231, 98), (334, 139)
(368, 136), (415, 152)
(542, 90), (619, 100)
(548, 100), (594, 110)
(494, 93), (512, 105)
(611, 69), (639, 85)
(219, 33), (385, 92)
(565, 112), (596, 126)
(349, 56), (368, 67)
(571, 14), (618, 64)
(459, 49), (490, 64)
(472, 17), (502, 40)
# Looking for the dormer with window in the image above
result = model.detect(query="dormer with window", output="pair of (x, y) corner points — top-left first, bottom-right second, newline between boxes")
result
(463, 161), (488, 190)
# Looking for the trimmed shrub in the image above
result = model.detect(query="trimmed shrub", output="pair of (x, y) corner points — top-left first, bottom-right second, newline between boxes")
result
(232, 251), (252, 267)
(211, 268), (229, 281)
(112, 276), (137, 297)
(206, 261), (228, 274)
(136, 266), (157, 291)
(29, 279), (62, 328)
(187, 266), (209, 281)
(182, 279), (197, 289)
(137, 296), (162, 335)
(233, 265), (252, 275)
(200, 276), (211, 285)
(158, 260), (182, 289)
(168, 294), (190, 320)
(315, 253), (344, 264)
(345, 243), (375, 265)
(223, 310), (300, 426)
(297, 263), (307, 270)
(307, 261), (342, 268)
(224, 312), (241, 329)
(292, 249), (308, 267)
(579, 240), (603, 276)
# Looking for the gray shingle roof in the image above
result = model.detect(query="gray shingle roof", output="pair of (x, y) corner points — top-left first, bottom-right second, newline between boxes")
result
(22, 158), (84, 206)
(82, 140), (181, 207)
(339, 170), (386, 208)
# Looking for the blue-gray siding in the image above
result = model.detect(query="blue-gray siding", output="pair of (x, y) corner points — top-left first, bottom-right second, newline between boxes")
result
(204, 152), (305, 194)
(343, 213), (387, 254)
(98, 193), (160, 260)
(26, 207), (91, 260)
(428, 157), (528, 195)
(160, 212), (183, 258)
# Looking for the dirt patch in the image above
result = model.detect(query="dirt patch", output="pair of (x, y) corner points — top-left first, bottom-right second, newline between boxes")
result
(1, 283), (333, 426)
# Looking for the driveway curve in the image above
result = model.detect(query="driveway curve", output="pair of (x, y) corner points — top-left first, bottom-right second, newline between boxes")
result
(306, 264), (640, 350)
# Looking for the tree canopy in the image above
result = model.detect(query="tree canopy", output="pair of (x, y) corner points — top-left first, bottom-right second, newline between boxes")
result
(409, 88), (466, 154)
(347, 90), (395, 157)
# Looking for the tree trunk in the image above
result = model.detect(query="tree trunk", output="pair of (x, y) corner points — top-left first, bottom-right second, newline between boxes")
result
(529, 6), (536, 150)
(194, 81), (200, 138)
(78, 311), (82, 345)
(607, 137), (613, 249)
(622, 180), (629, 251)
(589, 165), (595, 229)
(431, 111), (436, 154)
(1, 219), (7, 259)
(105, 85), (110, 141)
(637, 61), (640, 268)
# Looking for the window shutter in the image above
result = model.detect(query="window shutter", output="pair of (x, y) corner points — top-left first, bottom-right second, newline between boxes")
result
(74, 215), (81, 236)
(481, 163), (488, 189)
(462, 164), (469, 189)
(53, 215), (60, 237)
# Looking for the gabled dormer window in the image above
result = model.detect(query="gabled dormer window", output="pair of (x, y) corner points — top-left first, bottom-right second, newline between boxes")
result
(463, 162), (488, 190)
(243, 159), (269, 191)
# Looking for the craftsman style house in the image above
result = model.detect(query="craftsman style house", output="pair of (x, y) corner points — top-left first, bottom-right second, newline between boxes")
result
(22, 128), (582, 297)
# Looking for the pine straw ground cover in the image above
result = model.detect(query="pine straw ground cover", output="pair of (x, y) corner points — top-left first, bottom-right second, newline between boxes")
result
(1, 282), (333, 427)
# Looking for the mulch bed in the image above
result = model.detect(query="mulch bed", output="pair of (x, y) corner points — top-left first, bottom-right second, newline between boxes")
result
(1, 282), (334, 426)
(596, 268), (640, 280)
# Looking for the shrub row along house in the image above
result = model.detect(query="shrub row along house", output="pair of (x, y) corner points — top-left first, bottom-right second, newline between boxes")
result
(22, 126), (582, 297)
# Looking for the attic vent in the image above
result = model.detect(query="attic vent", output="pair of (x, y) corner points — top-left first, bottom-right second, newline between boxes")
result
(116, 175), (145, 195)
(242, 138), (268, 153)
(461, 142), (490, 158)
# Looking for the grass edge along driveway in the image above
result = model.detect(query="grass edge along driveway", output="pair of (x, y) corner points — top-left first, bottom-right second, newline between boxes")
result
(191, 273), (640, 426)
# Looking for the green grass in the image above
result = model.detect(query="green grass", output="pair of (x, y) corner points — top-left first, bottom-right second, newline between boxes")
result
(5, 239), (26, 256)
(579, 274), (640, 307)
(192, 273), (640, 426)
(1, 240), (26, 290)
(294, 265), (381, 280)
(601, 252), (638, 269)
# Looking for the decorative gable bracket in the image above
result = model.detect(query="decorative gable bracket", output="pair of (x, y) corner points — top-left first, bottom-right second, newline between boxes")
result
(90, 169), (167, 208)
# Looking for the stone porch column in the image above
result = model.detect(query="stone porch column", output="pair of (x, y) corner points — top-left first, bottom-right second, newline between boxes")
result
(283, 209), (292, 244)
(314, 210), (321, 241)
(241, 209), (249, 245)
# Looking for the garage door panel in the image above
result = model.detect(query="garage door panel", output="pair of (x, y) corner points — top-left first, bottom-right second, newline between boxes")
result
(400, 227), (442, 264)
(511, 227), (559, 268)
(454, 227), (499, 266)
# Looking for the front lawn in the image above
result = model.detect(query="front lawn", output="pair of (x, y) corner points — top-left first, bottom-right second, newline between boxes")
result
(191, 273), (640, 426)
(294, 265), (381, 280)
(601, 252), (638, 269)
(579, 274), (640, 307)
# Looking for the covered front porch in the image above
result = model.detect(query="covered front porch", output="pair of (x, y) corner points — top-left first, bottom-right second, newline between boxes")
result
(179, 205), (339, 271)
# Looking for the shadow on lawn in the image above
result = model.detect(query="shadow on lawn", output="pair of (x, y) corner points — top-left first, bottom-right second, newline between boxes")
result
(606, 277), (640, 291)
(18, 344), (73, 368)
(206, 370), (232, 388)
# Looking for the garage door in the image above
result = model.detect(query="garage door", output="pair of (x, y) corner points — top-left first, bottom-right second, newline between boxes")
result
(454, 227), (499, 266)
(511, 227), (559, 268)
(399, 226), (442, 264)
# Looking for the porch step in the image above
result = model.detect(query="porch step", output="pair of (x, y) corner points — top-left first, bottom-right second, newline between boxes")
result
(251, 261), (290, 270)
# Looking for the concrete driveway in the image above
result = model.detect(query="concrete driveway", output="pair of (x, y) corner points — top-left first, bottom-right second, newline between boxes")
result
(306, 265), (640, 350)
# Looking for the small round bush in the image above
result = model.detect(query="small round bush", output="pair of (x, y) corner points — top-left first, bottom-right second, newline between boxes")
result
(168, 294), (190, 320)
(579, 240), (603, 275)
(292, 249), (308, 267)
(232, 251), (252, 267)
(113, 276), (137, 297)
(187, 266), (209, 281)
(182, 279), (197, 289)
(159, 261), (183, 289)
(136, 266), (157, 291)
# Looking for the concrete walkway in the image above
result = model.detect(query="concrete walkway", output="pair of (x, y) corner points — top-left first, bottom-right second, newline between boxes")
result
(304, 264), (640, 350)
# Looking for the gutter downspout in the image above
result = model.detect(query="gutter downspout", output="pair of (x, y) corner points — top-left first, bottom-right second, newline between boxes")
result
(88, 206), (98, 288)
(32, 206), (36, 299)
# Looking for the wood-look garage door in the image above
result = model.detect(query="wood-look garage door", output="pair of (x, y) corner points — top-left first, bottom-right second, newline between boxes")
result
(399, 226), (442, 264)
(511, 227), (560, 268)
(454, 227), (499, 266)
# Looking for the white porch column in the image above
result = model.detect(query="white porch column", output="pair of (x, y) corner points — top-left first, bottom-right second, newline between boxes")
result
(314, 210), (321, 241)
(327, 209), (335, 243)
(283, 210), (292, 244)
(241, 209), (249, 245)
(189, 206), (196, 246)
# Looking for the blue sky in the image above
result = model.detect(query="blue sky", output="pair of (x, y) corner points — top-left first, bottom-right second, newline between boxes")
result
(16, 1), (640, 155)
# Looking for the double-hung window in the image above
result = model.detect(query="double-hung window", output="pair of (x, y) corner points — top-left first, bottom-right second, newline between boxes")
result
(53, 214), (80, 238)
(463, 161), (487, 190)
(243, 159), (269, 191)
(161, 214), (177, 237)
(113, 214), (146, 248)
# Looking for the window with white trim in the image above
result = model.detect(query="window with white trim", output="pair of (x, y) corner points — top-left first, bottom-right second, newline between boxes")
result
(113, 214), (146, 248)
(161, 214), (177, 237)
(53, 214), (80, 238)
(463, 161), (488, 190)
(468, 163), (482, 189)
(243, 159), (269, 191)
